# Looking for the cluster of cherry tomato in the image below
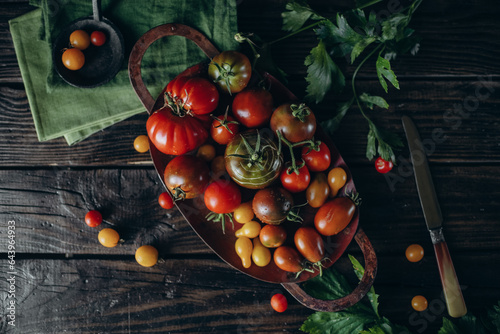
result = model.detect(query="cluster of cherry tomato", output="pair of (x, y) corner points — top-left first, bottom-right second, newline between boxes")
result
(61, 29), (106, 71)
(84, 209), (158, 267)
(145, 49), (362, 283)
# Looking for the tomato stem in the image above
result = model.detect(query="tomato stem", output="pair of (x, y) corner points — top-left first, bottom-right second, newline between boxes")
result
(212, 106), (239, 135)
(290, 103), (312, 123)
(206, 211), (234, 234)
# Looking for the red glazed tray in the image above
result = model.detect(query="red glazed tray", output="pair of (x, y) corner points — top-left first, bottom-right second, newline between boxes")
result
(128, 23), (377, 312)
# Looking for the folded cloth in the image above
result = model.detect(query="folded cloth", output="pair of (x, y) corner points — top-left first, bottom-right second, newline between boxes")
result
(9, 0), (238, 145)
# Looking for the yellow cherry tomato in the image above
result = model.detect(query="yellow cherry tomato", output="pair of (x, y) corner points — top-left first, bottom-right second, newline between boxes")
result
(235, 221), (262, 238)
(252, 238), (271, 267)
(134, 135), (149, 153)
(98, 228), (120, 248)
(135, 245), (159, 267)
(196, 144), (216, 162)
(411, 295), (428, 311)
(406, 244), (424, 262)
(62, 48), (85, 71)
(69, 29), (90, 50)
(235, 237), (253, 268)
(327, 167), (347, 197)
(306, 173), (330, 208)
(233, 201), (255, 224)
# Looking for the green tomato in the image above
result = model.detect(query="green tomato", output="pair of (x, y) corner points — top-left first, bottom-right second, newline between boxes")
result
(224, 130), (283, 189)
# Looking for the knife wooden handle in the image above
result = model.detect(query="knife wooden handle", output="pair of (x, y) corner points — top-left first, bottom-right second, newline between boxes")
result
(433, 240), (467, 318)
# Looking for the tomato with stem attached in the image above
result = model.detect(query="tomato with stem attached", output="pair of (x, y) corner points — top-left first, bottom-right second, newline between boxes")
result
(164, 155), (210, 200)
(211, 112), (239, 145)
(301, 141), (331, 172)
(375, 156), (394, 174)
(232, 88), (274, 128)
(204, 179), (242, 234)
(165, 76), (219, 116)
(271, 103), (316, 143)
(208, 50), (251, 95)
(273, 246), (305, 274)
(294, 227), (327, 275)
(253, 187), (297, 225)
(280, 162), (310, 193)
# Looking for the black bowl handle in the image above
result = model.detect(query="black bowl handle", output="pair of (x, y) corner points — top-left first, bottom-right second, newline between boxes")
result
(282, 228), (377, 312)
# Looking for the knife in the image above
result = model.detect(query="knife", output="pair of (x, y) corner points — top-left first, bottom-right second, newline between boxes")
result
(402, 116), (467, 318)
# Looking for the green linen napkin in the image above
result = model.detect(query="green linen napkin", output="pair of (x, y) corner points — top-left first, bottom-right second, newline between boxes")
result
(9, 0), (238, 145)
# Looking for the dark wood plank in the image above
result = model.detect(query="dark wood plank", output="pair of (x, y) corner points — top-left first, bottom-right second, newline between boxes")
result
(0, 78), (498, 166)
(1, 165), (498, 255)
(1, 0), (500, 82)
(0, 256), (498, 333)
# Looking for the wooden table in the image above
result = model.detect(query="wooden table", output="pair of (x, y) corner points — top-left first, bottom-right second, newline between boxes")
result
(1, 0), (499, 333)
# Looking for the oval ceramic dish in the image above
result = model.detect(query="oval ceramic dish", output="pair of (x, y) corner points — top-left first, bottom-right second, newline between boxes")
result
(128, 23), (377, 312)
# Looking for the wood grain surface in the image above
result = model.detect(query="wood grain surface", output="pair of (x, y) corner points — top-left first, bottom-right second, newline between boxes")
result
(0, 0), (499, 333)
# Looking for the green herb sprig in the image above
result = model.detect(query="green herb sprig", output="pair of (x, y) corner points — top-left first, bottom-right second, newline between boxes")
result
(237, 0), (423, 163)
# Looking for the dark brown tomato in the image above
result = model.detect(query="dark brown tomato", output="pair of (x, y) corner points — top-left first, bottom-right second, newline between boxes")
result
(164, 155), (210, 200)
(252, 187), (294, 225)
(270, 103), (316, 143)
(294, 227), (325, 264)
(314, 197), (357, 236)
(273, 246), (304, 273)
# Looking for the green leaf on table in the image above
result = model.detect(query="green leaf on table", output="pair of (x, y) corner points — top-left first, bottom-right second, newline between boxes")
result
(486, 301), (500, 333)
(321, 99), (354, 135)
(361, 317), (412, 334)
(282, 0), (324, 32)
(316, 14), (364, 58)
(351, 37), (377, 64)
(359, 92), (389, 109)
(366, 121), (403, 162)
(300, 311), (373, 334)
(376, 55), (399, 93)
(438, 315), (488, 334)
(304, 40), (345, 103)
(349, 254), (380, 318)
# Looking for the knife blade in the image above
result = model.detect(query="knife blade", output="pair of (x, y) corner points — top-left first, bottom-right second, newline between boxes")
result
(402, 115), (467, 318)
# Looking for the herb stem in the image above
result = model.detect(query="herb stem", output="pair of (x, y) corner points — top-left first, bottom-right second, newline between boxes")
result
(268, 21), (323, 46)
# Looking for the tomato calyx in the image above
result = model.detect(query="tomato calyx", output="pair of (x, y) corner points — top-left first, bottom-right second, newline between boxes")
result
(164, 91), (190, 117)
(171, 186), (188, 201)
(206, 211), (234, 234)
(227, 130), (278, 170)
(290, 103), (312, 123)
(210, 61), (236, 95)
(276, 130), (319, 174)
(212, 107), (239, 135)
(287, 202), (307, 223)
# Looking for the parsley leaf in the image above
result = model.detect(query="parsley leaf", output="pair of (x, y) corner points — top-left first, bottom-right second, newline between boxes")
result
(321, 99), (354, 134)
(366, 120), (403, 162)
(359, 93), (389, 109)
(438, 315), (488, 334)
(486, 301), (500, 333)
(282, 1), (324, 32)
(304, 40), (345, 103)
(376, 55), (400, 93)
(349, 255), (380, 318)
(361, 318), (412, 334)
(301, 311), (373, 334)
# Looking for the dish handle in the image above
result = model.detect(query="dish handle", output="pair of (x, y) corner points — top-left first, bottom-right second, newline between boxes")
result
(128, 23), (220, 112)
(282, 227), (377, 312)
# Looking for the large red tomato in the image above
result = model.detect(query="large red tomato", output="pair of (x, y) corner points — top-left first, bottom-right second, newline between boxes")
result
(232, 88), (274, 128)
(146, 106), (208, 156)
(166, 76), (219, 116)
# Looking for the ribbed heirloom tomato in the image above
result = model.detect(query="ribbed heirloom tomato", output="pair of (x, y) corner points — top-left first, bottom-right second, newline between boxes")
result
(166, 76), (219, 116)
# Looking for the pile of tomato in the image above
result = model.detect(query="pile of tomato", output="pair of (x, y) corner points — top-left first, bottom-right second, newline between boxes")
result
(61, 29), (106, 71)
(146, 50), (360, 278)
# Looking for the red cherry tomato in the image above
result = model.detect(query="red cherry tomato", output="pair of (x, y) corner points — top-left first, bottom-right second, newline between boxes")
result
(90, 31), (106, 46)
(375, 157), (394, 174)
(204, 180), (242, 214)
(85, 210), (102, 227)
(146, 106), (208, 156)
(271, 293), (288, 313)
(211, 114), (239, 145)
(280, 163), (310, 193)
(301, 142), (331, 172)
(166, 76), (219, 116)
(294, 227), (325, 264)
(158, 192), (174, 209)
(232, 88), (274, 128)
(314, 197), (357, 236)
